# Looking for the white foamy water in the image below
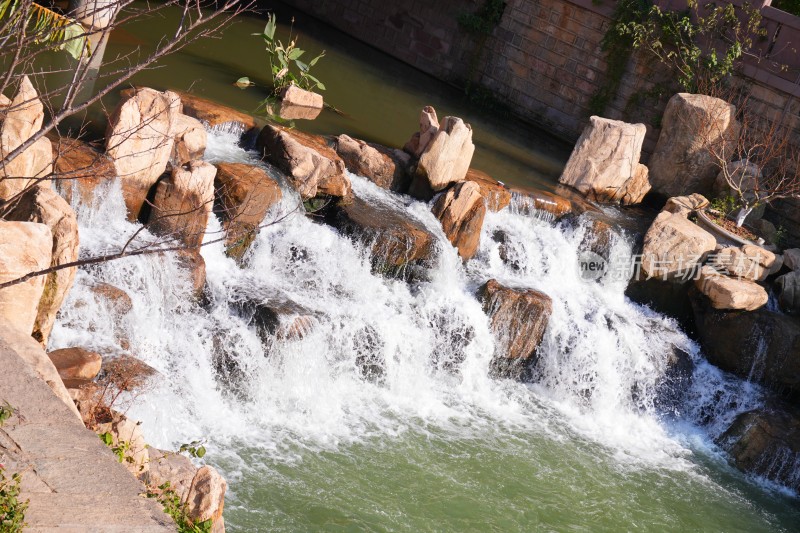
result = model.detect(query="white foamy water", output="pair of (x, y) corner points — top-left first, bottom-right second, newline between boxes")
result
(49, 130), (784, 497)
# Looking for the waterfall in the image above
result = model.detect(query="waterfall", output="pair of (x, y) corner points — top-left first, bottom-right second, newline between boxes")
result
(49, 130), (781, 497)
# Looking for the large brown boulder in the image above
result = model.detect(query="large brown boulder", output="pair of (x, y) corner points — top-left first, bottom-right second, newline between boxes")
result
(0, 76), (53, 200)
(416, 116), (475, 192)
(0, 221), (52, 336)
(431, 181), (486, 260)
(176, 91), (259, 143)
(258, 125), (350, 199)
(106, 88), (181, 219)
(333, 134), (411, 193)
(479, 279), (552, 380)
(149, 161), (216, 248)
(332, 195), (435, 276)
(6, 186), (79, 344)
(464, 168), (511, 212)
(558, 116), (650, 205)
(214, 162), (282, 260)
(51, 136), (116, 205)
(641, 211), (716, 281)
(694, 266), (768, 311)
(648, 93), (739, 198)
(186, 465), (227, 531)
(48, 347), (102, 388)
(171, 113), (207, 166)
(691, 289), (800, 399)
(719, 406), (800, 492)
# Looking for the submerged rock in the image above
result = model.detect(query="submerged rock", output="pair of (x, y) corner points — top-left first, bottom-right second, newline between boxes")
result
(432, 181), (486, 260)
(690, 289), (800, 400)
(508, 187), (574, 220)
(559, 116), (650, 205)
(330, 195), (436, 277)
(648, 93), (739, 198)
(258, 125), (350, 200)
(89, 282), (133, 315)
(479, 279), (552, 380)
(51, 136), (116, 206)
(214, 162), (282, 260)
(719, 406), (800, 492)
(177, 90), (260, 145)
(334, 134), (411, 193)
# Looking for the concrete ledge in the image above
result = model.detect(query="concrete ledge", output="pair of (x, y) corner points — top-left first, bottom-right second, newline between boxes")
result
(0, 321), (174, 532)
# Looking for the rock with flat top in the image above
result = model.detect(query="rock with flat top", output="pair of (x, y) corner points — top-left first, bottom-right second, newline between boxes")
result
(47, 347), (102, 388)
(695, 266), (768, 311)
(106, 87), (181, 219)
(708, 244), (778, 282)
(416, 116), (475, 191)
(479, 279), (552, 380)
(649, 93), (740, 198)
(258, 125), (350, 199)
(279, 84), (323, 120)
(559, 116), (650, 205)
(432, 181), (486, 260)
(0, 221), (52, 338)
(464, 168), (511, 212)
(176, 90), (259, 143)
(51, 136), (116, 205)
(642, 211), (716, 281)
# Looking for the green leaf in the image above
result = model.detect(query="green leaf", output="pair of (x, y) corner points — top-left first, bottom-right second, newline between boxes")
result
(60, 22), (87, 60)
(295, 59), (308, 72)
(196, 446), (206, 458)
(235, 76), (252, 88)
(99, 432), (113, 446)
(264, 14), (276, 41)
(287, 48), (305, 60)
(308, 51), (325, 67)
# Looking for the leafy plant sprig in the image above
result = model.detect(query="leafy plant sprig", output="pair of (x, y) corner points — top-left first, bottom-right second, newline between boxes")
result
(257, 13), (326, 94)
(0, 466), (28, 532)
(147, 481), (212, 533)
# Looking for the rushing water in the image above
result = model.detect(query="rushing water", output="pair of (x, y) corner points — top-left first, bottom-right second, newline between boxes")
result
(39, 1), (800, 529)
(48, 128), (800, 531)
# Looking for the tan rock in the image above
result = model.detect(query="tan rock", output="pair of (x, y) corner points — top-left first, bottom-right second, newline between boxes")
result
(0, 221), (52, 337)
(559, 116), (650, 205)
(642, 211), (717, 280)
(95, 410), (149, 477)
(48, 347), (102, 387)
(416, 116), (475, 191)
(479, 279), (552, 379)
(775, 270), (800, 314)
(464, 168), (511, 212)
(279, 84), (323, 120)
(146, 448), (197, 501)
(258, 125), (350, 199)
(89, 282), (133, 314)
(708, 244), (778, 282)
(649, 93), (740, 198)
(0, 319), (81, 419)
(0, 77), (53, 199)
(186, 465), (227, 526)
(171, 114), (207, 166)
(695, 266), (768, 311)
(214, 162), (282, 260)
(106, 88), (181, 219)
(51, 136), (116, 205)
(334, 134), (411, 192)
(403, 106), (439, 158)
(508, 187), (573, 219)
(149, 161), (216, 248)
(431, 181), (486, 260)
(663, 193), (710, 217)
(176, 249), (206, 299)
(100, 354), (158, 390)
(6, 186), (79, 344)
